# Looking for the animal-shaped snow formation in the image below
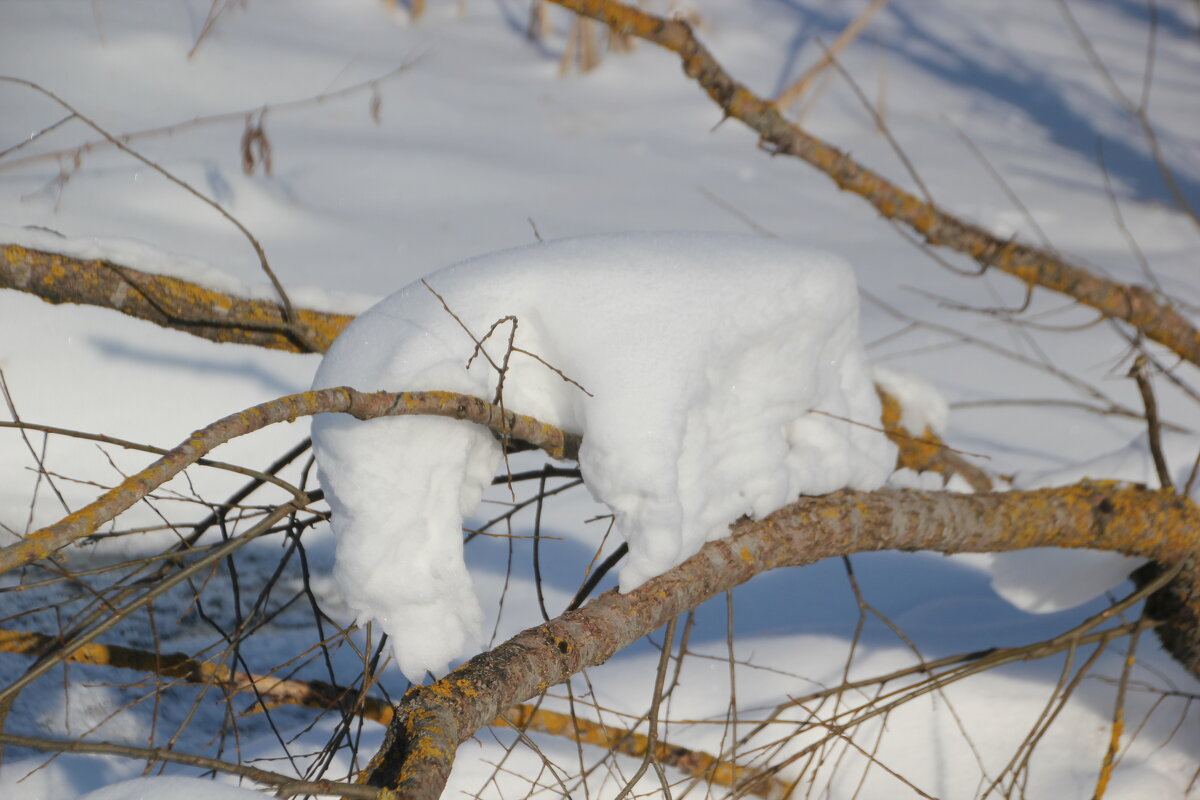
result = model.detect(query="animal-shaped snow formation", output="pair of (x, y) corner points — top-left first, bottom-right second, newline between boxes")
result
(311, 233), (896, 680)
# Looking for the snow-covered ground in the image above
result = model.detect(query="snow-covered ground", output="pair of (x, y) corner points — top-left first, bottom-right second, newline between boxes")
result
(1, 1), (1198, 798)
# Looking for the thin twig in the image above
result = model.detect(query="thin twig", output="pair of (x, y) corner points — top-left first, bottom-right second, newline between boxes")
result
(1129, 354), (1173, 490)
(774, 0), (892, 110)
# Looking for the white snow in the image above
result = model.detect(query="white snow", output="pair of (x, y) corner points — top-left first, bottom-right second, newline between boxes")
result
(311, 232), (896, 680)
(77, 776), (269, 800)
(984, 547), (1147, 614)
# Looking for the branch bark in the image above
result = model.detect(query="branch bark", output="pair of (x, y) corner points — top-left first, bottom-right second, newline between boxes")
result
(364, 483), (1200, 798)
(0, 243), (350, 354)
(545, 0), (1200, 368)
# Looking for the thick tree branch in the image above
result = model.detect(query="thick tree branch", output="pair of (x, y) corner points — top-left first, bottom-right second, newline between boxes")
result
(546, 0), (1200, 368)
(0, 243), (351, 354)
(364, 484), (1200, 798)
(0, 388), (582, 575)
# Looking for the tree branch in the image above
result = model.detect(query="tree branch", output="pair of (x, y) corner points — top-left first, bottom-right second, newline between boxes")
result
(546, 0), (1200, 368)
(0, 243), (351, 354)
(0, 388), (582, 575)
(364, 483), (1200, 798)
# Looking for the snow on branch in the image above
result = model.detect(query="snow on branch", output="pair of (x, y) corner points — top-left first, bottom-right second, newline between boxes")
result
(545, 0), (1200, 368)
(364, 484), (1200, 799)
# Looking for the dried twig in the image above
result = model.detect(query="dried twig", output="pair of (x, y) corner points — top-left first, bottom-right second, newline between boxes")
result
(0, 62), (418, 173)
(0, 731), (385, 798)
(1092, 611), (1146, 799)
(1129, 354), (1173, 490)
(775, 0), (892, 111)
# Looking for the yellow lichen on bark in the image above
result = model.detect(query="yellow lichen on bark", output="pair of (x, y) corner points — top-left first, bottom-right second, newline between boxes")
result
(0, 243), (353, 353)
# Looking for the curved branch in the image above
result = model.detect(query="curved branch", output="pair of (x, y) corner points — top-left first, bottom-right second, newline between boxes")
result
(0, 388), (581, 575)
(364, 483), (1200, 798)
(547, 0), (1200, 368)
(0, 243), (351, 353)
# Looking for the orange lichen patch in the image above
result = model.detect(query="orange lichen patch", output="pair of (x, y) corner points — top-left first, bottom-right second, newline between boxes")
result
(876, 386), (991, 492)
(397, 726), (452, 771)
(425, 681), (457, 701)
(739, 546), (753, 564)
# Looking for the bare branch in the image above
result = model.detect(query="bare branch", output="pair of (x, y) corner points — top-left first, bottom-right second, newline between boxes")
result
(0, 388), (581, 575)
(0, 243), (351, 353)
(1129, 354), (1173, 490)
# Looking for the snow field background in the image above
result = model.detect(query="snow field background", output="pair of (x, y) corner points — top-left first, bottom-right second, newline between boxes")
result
(0, 0), (1197, 797)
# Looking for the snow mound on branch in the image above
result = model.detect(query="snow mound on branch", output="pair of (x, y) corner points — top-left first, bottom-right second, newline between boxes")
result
(311, 233), (896, 681)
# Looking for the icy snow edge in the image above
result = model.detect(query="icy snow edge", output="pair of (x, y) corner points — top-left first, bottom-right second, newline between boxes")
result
(310, 233), (897, 681)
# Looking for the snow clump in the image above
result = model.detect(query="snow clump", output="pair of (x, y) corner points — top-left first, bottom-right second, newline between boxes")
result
(311, 233), (896, 680)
